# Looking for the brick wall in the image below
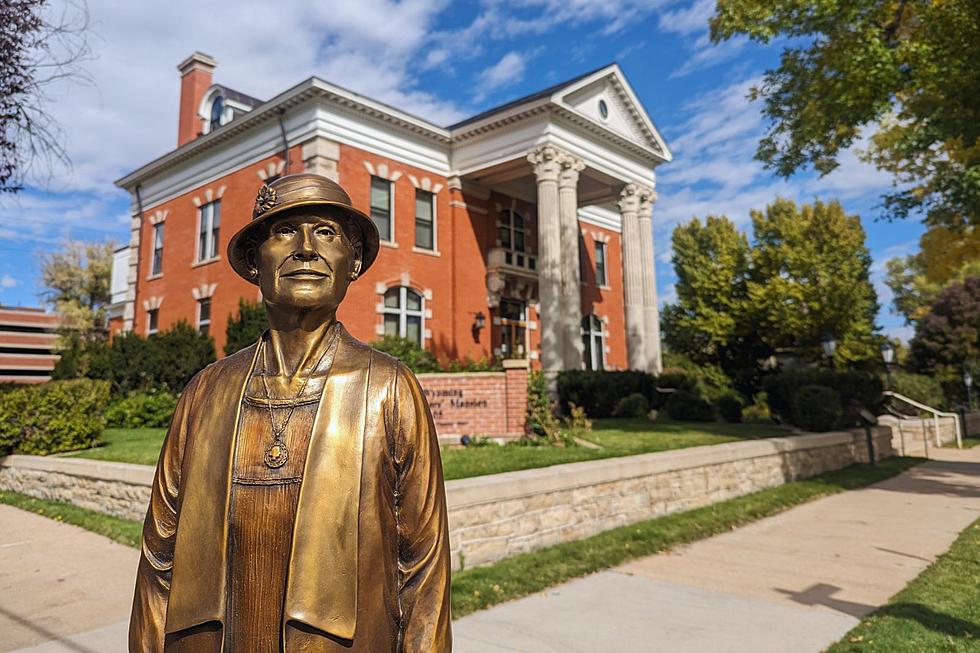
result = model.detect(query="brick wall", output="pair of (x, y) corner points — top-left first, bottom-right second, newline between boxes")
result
(417, 359), (528, 439)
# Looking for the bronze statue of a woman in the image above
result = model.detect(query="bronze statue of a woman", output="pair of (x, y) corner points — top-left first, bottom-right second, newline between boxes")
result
(129, 173), (452, 652)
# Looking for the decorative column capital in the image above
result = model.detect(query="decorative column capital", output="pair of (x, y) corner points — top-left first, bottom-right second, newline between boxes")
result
(618, 183), (642, 214)
(637, 186), (657, 218)
(557, 152), (585, 189)
(527, 145), (563, 183)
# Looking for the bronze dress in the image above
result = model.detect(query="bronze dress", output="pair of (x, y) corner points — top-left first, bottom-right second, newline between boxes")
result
(225, 389), (318, 652)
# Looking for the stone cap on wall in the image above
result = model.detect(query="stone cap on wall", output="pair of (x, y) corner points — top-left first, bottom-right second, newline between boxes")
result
(0, 454), (155, 486)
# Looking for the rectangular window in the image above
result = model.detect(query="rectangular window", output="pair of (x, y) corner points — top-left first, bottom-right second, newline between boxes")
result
(197, 297), (211, 337)
(147, 308), (159, 335)
(370, 176), (392, 242)
(198, 201), (221, 262)
(415, 190), (434, 250)
(151, 223), (164, 276)
(595, 240), (607, 287)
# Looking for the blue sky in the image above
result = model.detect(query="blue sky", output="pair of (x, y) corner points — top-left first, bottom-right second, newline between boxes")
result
(0, 0), (922, 340)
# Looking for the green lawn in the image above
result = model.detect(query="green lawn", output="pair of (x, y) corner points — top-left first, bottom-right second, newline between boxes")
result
(0, 457), (922, 619)
(825, 517), (980, 653)
(67, 419), (791, 480)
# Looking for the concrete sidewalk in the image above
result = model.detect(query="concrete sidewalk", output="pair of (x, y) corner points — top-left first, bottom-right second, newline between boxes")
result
(2, 449), (978, 652)
(454, 448), (980, 652)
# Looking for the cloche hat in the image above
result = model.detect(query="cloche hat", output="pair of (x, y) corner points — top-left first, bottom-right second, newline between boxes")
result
(227, 172), (380, 284)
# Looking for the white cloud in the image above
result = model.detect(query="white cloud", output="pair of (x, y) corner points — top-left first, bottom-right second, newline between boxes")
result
(658, 0), (714, 36)
(669, 36), (747, 79)
(477, 52), (528, 95)
(0, 275), (17, 289)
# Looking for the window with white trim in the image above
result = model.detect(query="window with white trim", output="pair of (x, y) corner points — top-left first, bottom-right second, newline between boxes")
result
(151, 223), (164, 276)
(595, 240), (608, 286)
(147, 308), (159, 335)
(581, 314), (605, 371)
(197, 200), (221, 262)
(382, 286), (424, 346)
(197, 297), (212, 337)
(497, 209), (535, 269)
(370, 176), (393, 242)
(209, 96), (224, 132)
(415, 189), (434, 250)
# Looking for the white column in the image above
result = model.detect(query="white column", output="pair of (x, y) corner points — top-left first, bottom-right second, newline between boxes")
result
(527, 146), (563, 375)
(638, 188), (662, 373)
(558, 153), (585, 370)
(619, 184), (646, 370)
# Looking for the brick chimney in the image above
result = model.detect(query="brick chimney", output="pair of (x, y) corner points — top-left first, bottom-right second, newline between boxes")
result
(176, 52), (217, 147)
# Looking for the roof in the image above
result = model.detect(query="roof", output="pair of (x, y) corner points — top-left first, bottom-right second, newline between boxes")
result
(448, 63), (614, 130)
(213, 84), (262, 109)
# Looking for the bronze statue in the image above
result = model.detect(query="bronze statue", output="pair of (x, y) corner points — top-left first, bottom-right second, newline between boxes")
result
(130, 173), (452, 652)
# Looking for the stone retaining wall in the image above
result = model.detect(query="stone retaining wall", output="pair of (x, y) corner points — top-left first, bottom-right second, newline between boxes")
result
(878, 414), (960, 455)
(0, 427), (893, 569)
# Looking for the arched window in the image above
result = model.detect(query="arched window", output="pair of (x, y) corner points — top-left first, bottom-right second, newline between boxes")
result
(383, 286), (424, 346)
(209, 95), (225, 132)
(581, 314), (605, 371)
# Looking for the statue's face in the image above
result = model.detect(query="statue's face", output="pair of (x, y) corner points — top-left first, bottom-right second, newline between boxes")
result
(253, 209), (361, 313)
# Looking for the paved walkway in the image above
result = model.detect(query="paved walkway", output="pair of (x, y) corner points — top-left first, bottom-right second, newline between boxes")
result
(1, 448), (978, 652)
(454, 447), (980, 652)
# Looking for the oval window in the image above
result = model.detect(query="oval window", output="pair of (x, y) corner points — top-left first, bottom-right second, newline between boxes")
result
(598, 99), (609, 120)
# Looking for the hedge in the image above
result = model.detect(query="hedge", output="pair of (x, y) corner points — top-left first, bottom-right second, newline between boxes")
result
(0, 380), (110, 455)
(665, 390), (716, 422)
(792, 385), (843, 432)
(105, 391), (178, 428)
(557, 370), (656, 417)
(763, 369), (882, 427)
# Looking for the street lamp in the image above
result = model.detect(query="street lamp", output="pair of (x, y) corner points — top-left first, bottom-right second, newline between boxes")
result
(821, 334), (837, 370)
(880, 341), (895, 389)
(965, 370), (974, 411)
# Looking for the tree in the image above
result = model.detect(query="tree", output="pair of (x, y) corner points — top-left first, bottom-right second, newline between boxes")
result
(711, 0), (980, 227)
(40, 239), (113, 335)
(885, 225), (980, 323)
(747, 199), (879, 365)
(909, 277), (980, 372)
(224, 299), (267, 356)
(1, 0), (91, 193)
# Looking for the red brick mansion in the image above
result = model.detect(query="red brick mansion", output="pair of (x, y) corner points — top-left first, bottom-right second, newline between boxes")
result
(112, 52), (671, 373)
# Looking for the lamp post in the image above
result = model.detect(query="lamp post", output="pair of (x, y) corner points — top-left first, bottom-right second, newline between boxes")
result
(821, 334), (837, 371)
(965, 370), (974, 411)
(880, 341), (895, 389)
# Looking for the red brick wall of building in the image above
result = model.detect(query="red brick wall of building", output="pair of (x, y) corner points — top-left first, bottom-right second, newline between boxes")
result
(579, 223), (627, 369)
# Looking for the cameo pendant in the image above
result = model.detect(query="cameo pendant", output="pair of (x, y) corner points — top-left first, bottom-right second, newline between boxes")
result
(264, 439), (289, 468)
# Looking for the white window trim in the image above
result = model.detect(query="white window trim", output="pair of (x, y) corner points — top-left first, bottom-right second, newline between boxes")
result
(414, 188), (438, 253)
(370, 176), (396, 245)
(381, 286), (426, 346)
(150, 222), (164, 278)
(196, 200), (221, 263)
(594, 239), (609, 288)
(197, 297), (212, 334)
(582, 315), (607, 371)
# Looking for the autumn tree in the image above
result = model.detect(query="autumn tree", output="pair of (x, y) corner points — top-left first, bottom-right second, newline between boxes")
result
(885, 225), (980, 323)
(40, 239), (113, 336)
(710, 0), (980, 228)
(1, 0), (90, 193)
(747, 199), (879, 365)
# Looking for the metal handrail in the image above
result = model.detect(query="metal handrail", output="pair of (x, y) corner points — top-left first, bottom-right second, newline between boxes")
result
(882, 391), (962, 449)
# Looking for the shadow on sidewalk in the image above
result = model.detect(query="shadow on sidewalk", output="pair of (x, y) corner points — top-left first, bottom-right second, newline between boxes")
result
(0, 606), (103, 653)
(872, 460), (980, 498)
(775, 583), (875, 618)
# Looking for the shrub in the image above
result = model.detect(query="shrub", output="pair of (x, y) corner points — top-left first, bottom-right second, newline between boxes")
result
(664, 390), (716, 421)
(370, 335), (441, 373)
(105, 390), (178, 428)
(613, 393), (650, 418)
(742, 402), (773, 424)
(557, 370), (655, 417)
(224, 299), (267, 355)
(792, 385), (843, 432)
(890, 371), (947, 414)
(441, 356), (503, 372)
(0, 380), (110, 455)
(716, 394), (743, 423)
(562, 403), (592, 439)
(763, 369), (882, 426)
(526, 371), (561, 444)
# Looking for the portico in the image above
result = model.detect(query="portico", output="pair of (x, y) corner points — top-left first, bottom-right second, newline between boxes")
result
(448, 65), (671, 372)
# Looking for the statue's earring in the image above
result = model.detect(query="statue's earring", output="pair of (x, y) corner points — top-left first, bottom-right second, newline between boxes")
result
(249, 268), (258, 278)
(349, 272), (358, 281)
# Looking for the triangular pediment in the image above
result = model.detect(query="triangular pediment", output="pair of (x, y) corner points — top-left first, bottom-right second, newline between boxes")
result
(554, 66), (672, 161)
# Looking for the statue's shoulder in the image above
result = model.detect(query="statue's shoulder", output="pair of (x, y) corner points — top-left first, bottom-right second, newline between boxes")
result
(205, 342), (259, 378)
(337, 326), (400, 373)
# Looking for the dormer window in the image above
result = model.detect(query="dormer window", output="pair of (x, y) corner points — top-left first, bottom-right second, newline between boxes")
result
(209, 95), (225, 132)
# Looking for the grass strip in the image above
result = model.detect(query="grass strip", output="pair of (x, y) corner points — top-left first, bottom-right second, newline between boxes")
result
(825, 517), (980, 652)
(451, 457), (922, 617)
(0, 457), (922, 619)
(0, 490), (142, 548)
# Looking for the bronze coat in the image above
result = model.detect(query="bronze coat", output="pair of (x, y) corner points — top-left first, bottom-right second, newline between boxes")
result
(129, 325), (452, 652)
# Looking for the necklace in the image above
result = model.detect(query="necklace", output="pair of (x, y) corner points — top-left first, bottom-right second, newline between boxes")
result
(258, 327), (338, 469)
